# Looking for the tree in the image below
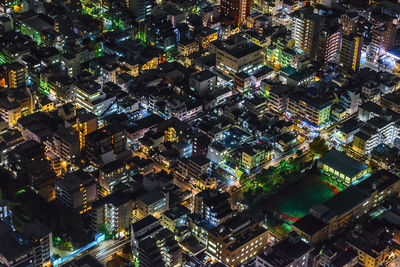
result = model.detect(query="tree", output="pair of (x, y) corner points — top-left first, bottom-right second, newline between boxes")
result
(309, 136), (329, 157)
(239, 173), (250, 185)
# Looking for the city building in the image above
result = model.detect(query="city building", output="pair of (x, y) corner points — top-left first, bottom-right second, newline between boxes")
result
(23, 220), (53, 267)
(0, 220), (35, 267)
(127, 0), (152, 21)
(131, 215), (164, 255)
(286, 91), (332, 128)
(0, 88), (33, 126)
(194, 189), (233, 226)
(85, 122), (126, 166)
(161, 205), (190, 234)
(136, 190), (169, 219)
(220, 0), (252, 26)
(291, 7), (325, 59)
(317, 25), (342, 64)
(75, 80), (116, 116)
(189, 70), (217, 96)
(55, 170), (97, 213)
(98, 159), (129, 193)
(339, 34), (363, 74)
(351, 114), (400, 157)
(137, 237), (164, 267)
(367, 19), (397, 62)
(0, 62), (26, 88)
(255, 232), (312, 267)
(45, 127), (80, 163)
(212, 34), (264, 79)
(244, 95), (269, 119)
(206, 214), (269, 266)
(91, 191), (134, 234)
(340, 12), (359, 36)
(318, 149), (368, 186)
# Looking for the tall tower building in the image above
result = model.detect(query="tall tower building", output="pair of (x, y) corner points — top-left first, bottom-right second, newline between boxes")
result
(0, 62), (26, 88)
(339, 34), (363, 74)
(291, 7), (325, 59)
(367, 19), (397, 62)
(317, 25), (342, 64)
(220, 0), (252, 26)
(340, 12), (359, 36)
(127, 0), (152, 21)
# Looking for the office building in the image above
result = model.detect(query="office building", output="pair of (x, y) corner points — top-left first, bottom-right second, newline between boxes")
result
(55, 170), (97, 213)
(339, 34), (363, 74)
(291, 8), (325, 59)
(220, 0), (252, 26)
(207, 214), (269, 266)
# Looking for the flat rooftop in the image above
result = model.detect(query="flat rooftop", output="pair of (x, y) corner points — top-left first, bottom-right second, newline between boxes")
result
(319, 149), (367, 178)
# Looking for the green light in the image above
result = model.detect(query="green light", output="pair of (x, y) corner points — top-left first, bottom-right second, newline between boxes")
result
(16, 189), (26, 195)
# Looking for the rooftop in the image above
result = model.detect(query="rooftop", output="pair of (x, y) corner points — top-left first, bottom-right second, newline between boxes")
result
(292, 214), (328, 236)
(319, 149), (367, 178)
(355, 170), (400, 195)
(137, 190), (165, 205)
(258, 233), (312, 267)
(313, 186), (369, 219)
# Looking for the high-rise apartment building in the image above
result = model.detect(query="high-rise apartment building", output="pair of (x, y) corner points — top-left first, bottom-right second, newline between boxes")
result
(55, 170), (97, 213)
(0, 62), (26, 88)
(291, 7), (325, 59)
(220, 0), (252, 26)
(367, 19), (397, 62)
(317, 25), (342, 64)
(340, 12), (359, 36)
(339, 34), (363, 74)
(127, 0), (152, 21)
